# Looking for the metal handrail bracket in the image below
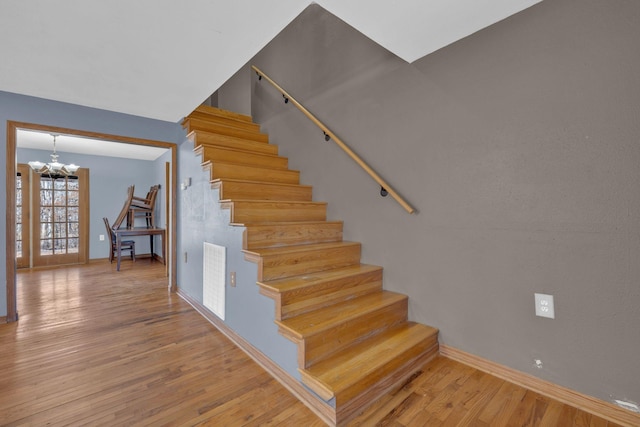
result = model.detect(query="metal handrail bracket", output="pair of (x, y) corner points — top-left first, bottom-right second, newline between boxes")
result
(252, 65), (416, 214)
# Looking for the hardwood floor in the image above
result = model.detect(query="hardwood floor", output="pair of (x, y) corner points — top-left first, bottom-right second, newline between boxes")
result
(1, 262), (323, 426)
(347, 357), (626, 426)
(0, 262), (626, 426)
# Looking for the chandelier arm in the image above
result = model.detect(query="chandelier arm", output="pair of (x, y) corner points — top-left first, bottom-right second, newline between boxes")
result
(27, 133), (80, 178)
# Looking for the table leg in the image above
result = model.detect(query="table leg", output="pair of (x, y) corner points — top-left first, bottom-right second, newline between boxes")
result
(117, 234), (122, 271)
(161, 230), (166, 266)
(150, 235), (154, 263)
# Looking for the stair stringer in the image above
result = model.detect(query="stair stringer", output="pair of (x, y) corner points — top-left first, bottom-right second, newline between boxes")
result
(184, 105), (439, 426)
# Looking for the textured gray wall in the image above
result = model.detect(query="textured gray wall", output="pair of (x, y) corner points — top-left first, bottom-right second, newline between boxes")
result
(218, 1), (640, 406)
(176, 138), (300, 379)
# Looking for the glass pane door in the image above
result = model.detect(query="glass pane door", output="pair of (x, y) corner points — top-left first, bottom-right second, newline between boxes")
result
(32, 169), (89, 267)
(16, 164), (30, 268)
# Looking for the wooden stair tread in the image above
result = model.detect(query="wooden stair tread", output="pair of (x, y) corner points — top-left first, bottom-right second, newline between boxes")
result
(259, 263), (383, 321)
(241, 221), (344, 249)
(300, 322), (439, 401)
(259, 264), (382, 293)
(243, 241), (360, 258)
(202, 159), (298, 173)
(276, 291), (407, 339)
(191, 104), (254, 123)
(189, 131), (278, 155)
(202, 160), (300, 185)
(187, 105), (257, 129)
(185, 116), (262, 132)
(186, 113), (261, 133)
(221, 200), (327, 223)
(212, 178), (312, 191)
(221, 199), (327, 206)
(245, 241), (361, 281)
(197, 145), (288, 170)
(241, 220), (342, 226)
(195, 144), (285, 161)
(212, 179), (313, 202)
(184, 117), (268, 142)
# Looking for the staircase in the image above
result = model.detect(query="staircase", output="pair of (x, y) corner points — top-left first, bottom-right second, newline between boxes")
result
(183, 105), (439, 425)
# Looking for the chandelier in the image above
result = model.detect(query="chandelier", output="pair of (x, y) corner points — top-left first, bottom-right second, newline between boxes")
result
(28, 134), (80, 178)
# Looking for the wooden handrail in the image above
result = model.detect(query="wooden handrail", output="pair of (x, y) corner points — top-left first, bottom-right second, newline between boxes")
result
(252, 65), (416, 214)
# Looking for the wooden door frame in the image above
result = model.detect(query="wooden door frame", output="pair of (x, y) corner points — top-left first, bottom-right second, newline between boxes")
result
(5, 121), (178, 322)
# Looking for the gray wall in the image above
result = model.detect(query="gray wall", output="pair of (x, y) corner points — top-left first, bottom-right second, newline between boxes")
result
(176, 138), (300, 377)
(217, 1), (640, 406)
(0, 90), (183, 317)
(17, 147), (166, 259)
(217, 64), (252, 117)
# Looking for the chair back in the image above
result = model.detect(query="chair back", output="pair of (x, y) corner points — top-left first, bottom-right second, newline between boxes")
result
(131, 184), (159, 210)
(103, 217), (116, 243)
(112, 185), (135, 229)
(146, 185), (159, 208)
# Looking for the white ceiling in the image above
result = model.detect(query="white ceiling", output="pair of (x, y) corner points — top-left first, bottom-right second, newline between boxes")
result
(17, 129), (168, 161)
(1, 0), (542, 127)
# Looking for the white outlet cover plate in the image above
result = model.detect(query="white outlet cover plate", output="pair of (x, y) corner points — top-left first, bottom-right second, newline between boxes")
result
(535, 293), (555, 319)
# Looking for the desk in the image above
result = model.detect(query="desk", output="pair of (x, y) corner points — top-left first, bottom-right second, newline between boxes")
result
(114, 227), (166, 271)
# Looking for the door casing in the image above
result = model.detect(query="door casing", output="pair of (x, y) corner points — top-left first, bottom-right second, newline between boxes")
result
(5, 121), (178, 322)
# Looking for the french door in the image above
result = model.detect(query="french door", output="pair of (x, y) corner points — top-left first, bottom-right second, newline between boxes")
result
(18, 164), (90, 268)
(16, 164), (30, 268)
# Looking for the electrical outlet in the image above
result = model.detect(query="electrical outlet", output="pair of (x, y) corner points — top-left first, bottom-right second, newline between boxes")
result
(230, 272), (236, 287)
(99, 234), (105, 241)
(535, 293), (555, 319)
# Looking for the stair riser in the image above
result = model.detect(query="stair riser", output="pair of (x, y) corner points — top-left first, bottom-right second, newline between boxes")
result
(185, 118), (268, 143)
(257, 244), (361, 282)
(335, 340), (439, 423)
(244, 222), (343, 250)
(332, 336), (439, 406)
(224, 202), (327, 223)
(215, 181), (312, 202)
(299, 298), (408, 368)
(189, 105), (254, 123)
(277, 269), (383, 321)
(187, 111), (261, 132)
(299, 333), (439, 405)
(205, 162), (299, 185)
(192, 132), (278, 155)
(199, 146), (288, 170)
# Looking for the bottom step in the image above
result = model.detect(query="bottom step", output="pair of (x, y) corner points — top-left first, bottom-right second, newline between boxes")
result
(300, 322), (439, 406)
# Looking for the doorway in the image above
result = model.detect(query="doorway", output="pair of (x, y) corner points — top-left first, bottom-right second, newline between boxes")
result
(6, 121), (178, 322)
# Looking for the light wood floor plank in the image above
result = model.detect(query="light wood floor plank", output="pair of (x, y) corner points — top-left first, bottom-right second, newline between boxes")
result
(1, 263), (323, 426)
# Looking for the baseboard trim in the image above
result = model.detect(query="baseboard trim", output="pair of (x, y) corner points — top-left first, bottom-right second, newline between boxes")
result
(176, 289), (336, 426)
(439, 345), (640, 427)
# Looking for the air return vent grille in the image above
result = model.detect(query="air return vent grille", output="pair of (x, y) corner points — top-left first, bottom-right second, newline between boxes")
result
(203, 242), (226, 320)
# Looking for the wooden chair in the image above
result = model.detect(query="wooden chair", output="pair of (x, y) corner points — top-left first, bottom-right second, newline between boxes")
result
(112, 185), (135, 229)
(128, 185), (159, 228)
(103, 217), (135, 263)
